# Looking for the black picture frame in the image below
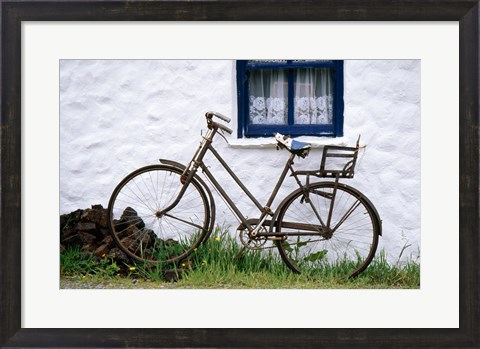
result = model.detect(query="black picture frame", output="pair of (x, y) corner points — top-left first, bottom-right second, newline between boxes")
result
(1, 1), (478, 347)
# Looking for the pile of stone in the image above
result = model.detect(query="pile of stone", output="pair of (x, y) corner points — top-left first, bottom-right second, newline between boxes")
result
(60, 205), (184, 281)
(60, 204), (130, 266)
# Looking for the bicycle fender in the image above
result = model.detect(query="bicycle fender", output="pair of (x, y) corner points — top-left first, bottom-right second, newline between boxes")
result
(159, 159), (186, 169)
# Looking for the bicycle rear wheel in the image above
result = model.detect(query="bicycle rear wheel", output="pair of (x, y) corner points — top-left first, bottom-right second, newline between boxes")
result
(107, 165), (210, 264)
(275, 182), (380, 278)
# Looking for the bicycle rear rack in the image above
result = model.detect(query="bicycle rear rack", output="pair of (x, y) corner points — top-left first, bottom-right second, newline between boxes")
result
(293, 136), (360, 179)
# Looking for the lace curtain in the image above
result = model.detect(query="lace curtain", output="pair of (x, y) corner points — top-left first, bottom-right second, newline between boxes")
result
(249, 69), (288, 125)
(248, 67), (333, 125)
(294, 68), (333, 124)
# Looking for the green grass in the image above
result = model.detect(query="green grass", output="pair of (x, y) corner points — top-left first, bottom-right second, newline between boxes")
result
(61, 246), (122, 277)
(60, 227), (420, 289)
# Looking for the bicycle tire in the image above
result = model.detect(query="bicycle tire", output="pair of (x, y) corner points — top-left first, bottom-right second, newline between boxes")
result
(107, 164), (210, 264)
(274, 182), (380, 278)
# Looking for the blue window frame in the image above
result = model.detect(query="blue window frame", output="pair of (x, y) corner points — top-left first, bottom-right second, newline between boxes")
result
(236, 60), (344, 138)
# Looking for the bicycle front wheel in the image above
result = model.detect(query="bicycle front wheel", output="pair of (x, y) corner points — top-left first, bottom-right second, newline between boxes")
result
(107, 165), (210, 264)
(275, 182), (380, 278)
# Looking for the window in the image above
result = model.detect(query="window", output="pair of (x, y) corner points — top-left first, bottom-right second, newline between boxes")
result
(236, 60), (344, 138)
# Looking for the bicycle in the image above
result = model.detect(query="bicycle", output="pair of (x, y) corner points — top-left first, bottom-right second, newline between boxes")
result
(107, 111), (382, 278)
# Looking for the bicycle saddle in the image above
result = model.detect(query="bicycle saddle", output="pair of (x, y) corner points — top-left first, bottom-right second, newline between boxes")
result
(275, 133), (311, 158)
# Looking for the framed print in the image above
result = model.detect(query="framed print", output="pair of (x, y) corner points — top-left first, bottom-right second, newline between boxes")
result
(1, 0), (479, 347)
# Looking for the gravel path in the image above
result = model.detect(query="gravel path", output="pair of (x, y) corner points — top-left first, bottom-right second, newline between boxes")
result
(60, 277), (178, 289)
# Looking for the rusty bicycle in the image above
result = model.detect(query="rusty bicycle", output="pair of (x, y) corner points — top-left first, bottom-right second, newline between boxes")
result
(107, 111), (382, 278)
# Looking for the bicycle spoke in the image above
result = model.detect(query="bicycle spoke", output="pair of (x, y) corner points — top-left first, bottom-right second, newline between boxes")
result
(163, 212), (204, 231)
(124, 182), (157, 213)
(276, 182), (378, 278)
(331, 199), (361, 233)
(108, 165), (209, 264)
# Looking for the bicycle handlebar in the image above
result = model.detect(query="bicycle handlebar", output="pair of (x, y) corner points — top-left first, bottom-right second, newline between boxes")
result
(216, 122), (233, 135)
(205, 111), (231, 123)
(205, 111), (233, 134)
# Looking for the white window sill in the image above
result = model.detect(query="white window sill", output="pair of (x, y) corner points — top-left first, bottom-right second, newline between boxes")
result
(227, 136), (348, 149)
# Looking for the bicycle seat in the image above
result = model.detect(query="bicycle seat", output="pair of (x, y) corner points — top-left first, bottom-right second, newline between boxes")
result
(275, 133), (311, 158)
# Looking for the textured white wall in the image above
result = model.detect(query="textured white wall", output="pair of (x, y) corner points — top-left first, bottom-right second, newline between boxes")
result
(60, 59), (420, 262)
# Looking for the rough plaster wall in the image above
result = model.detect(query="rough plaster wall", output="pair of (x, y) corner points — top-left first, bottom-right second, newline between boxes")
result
(60, 59), (420, 263)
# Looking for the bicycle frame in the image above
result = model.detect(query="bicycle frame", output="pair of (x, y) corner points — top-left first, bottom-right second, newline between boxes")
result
(108, 112), (381, 278)
(160, 125), (327, 239)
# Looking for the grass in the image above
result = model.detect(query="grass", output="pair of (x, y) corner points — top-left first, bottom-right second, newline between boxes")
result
(61, 246), (122, 277)
(60, 227), (420, 289)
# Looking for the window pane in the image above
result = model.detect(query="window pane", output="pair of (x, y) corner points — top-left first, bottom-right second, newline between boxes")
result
(248, 69), (288, 125)
(294, 68), (333, 125)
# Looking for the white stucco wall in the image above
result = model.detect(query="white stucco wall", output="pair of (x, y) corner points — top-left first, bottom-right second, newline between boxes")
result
(60, 59), (420, 263)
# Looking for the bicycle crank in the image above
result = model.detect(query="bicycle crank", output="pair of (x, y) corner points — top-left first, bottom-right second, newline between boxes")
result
(239, 226), (268, 250)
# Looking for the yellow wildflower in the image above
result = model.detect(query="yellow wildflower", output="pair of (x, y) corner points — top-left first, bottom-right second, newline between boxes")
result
(129, 267), (136, 271)
(215, 237), (220, 241)
(181, 263), (186, 267)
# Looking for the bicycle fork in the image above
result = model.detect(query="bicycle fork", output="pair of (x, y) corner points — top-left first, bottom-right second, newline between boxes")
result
(159, 129), (214, 216)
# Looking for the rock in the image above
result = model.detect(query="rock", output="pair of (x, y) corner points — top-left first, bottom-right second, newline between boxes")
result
(121, 206), (137, 218)
(61, 227), (81, 247)
(81, 207), (107, 228)
(82, 243), (96, 254)
(111, 219), (124, 236)
(77, 221), (105, 241)
(109, 247), (129, 264)
(120, 207), (145, 229)
(60, 206), (136, 265)
(99, 228), (110, 238)
(94, 243), (110, 257)
(100, 235), (114, 247)
(60, 209), (84, 245)
(60, 215), (67, 231)
(144, 229), (157, 246)
(78, 231), (97, 245)
(120, 230), (156, 258)
(76, 222), (97, 233)
(60, 209), (84, 231)
(120, 236), (138, 253)
(163, 270), (180, 282)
